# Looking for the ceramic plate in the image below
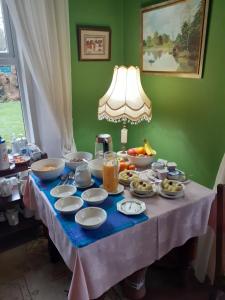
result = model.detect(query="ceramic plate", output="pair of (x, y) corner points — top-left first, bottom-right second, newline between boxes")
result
(14, 155), (30, 165)
(100, 184), (124, 195)
(54, 196), (83, 214)
(117, 199), (146, 215)
(50, 184), (77, 198)
(76, 178), (95, 189)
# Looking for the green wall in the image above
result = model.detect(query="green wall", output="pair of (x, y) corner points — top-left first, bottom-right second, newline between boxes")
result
(125, 0), (225, 188)
(69, 0), (124, 154)
(69, 0), (225, 188)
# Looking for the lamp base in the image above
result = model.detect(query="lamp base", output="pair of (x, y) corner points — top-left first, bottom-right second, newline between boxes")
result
(121, 123), (128, 151)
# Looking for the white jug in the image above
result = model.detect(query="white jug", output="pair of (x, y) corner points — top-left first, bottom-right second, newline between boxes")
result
(75, 164), (91, 187)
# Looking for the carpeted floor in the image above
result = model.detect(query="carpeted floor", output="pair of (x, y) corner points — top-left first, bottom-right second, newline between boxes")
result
(0, 238), (220, 300)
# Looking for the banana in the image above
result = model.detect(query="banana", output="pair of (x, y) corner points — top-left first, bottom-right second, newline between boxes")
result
(144, 139), (156, 156)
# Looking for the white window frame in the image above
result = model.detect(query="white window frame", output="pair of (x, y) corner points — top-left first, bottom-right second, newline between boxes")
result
(0, 0), (33, 143)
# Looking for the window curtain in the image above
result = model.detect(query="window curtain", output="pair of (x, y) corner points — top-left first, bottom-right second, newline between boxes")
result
(5, 0), (76, 157)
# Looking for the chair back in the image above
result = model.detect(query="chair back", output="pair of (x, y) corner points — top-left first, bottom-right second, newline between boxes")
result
(215, 184), (225, 279)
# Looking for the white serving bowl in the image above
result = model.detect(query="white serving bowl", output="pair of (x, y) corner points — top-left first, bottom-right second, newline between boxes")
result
(75, 207), (107, 229)
(81, 188), (108, 205)
(127, 154), (156, 167)
(88, 158), (103, 179)
(50, 184), (77, 198)
(31, 158), (65, 181)
(64, 151), (93, 170)
(54, 196), (83, 214)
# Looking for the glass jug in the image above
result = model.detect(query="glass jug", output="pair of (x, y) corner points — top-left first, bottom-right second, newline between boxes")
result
(95, 134), (113, 159)
(103, 151), (118, 193)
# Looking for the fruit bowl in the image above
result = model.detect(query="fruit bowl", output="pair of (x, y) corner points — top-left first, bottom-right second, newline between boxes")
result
(127, 154), (155, 167)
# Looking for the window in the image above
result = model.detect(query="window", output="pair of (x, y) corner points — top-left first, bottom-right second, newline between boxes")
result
(0, 0), (25, 146)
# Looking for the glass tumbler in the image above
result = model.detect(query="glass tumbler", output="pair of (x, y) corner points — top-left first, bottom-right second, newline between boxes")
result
(103, 151), (118, 193)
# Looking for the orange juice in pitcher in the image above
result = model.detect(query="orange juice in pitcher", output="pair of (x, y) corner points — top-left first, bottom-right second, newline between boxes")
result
(103, 151), (118, 193)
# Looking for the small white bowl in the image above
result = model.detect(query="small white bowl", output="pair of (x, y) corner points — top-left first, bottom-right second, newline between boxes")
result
(127, 154), (156, 167)
(81, 188), (108, 205)
(75, 207), (107, 229)
(31, 158), (65, 181)
(64, 152), (93, 170)
(50, 184), (77, 198)
(88, 158), (103, 179)
(54, 196), (83, 214)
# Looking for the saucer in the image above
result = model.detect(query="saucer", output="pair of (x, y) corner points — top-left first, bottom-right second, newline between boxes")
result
(100, 184), (124, 195)
(158, 189), (184, 199)
(130, 189), (156, 198)
(76, 178), (95, 189)
(117, 199), (146, 215)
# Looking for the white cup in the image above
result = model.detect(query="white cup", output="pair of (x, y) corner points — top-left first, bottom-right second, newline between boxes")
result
(75, 164), (91, 187)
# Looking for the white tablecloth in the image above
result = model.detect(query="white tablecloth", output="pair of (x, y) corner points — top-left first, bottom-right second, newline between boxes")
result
(24, 178), (215, 300)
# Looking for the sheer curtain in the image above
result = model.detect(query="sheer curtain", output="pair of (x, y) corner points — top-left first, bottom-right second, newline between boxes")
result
(6, 0), (76, 157)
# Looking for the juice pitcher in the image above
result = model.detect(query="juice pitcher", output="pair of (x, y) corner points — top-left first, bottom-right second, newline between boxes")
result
(103, 151), (118, 193)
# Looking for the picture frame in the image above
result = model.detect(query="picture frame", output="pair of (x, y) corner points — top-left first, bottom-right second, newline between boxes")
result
(141, 0), (209, 78)
(77, 25), (111, 61)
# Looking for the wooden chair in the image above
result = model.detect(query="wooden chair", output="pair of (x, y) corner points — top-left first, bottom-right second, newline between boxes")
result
(209, 184), (225, 299)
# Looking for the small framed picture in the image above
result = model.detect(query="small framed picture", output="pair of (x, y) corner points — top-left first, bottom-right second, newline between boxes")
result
(77, 25), (111, 61)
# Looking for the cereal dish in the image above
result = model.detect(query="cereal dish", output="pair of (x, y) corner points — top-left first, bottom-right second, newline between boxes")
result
(130, 180), (153, 195)
(119, 170), (139, 186)
(161, 178), (184, 196)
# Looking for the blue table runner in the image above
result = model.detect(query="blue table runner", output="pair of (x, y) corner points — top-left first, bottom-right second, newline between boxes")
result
(32, 168), (148, 248)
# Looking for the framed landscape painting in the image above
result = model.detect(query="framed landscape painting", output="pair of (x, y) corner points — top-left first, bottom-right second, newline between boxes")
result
(77, 25), (111, 61)
(141, 0), (209, 78)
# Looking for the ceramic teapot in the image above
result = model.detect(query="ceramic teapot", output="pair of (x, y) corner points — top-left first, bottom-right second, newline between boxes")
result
(0, 177), (13, 197)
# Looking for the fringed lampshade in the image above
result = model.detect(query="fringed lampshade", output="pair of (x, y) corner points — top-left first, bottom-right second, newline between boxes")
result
(98, 65), (152, 124)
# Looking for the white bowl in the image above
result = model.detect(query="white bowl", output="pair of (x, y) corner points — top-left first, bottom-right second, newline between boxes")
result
(127, 154), (156, 167)
(81, 188), (108, 205)
(31, 158), (65, 181)
(54, 196), (83, 214)
(88, 158), (103, 179)
(64, 152), (93, 170)
(75, 207), (107, 229)
(50, 184), (77, 198)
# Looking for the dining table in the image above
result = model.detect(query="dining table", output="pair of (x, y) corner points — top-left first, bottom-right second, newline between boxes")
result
(23, 169), (215, 300)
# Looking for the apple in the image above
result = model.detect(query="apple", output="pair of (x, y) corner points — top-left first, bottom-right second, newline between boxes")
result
(127, 148), (137, 156)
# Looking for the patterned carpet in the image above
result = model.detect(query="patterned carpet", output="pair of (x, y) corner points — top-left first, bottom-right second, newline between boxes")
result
(0, 238), (126, 300)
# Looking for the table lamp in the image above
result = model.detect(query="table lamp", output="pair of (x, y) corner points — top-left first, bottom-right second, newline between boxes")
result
(98, 65), (152, 150)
